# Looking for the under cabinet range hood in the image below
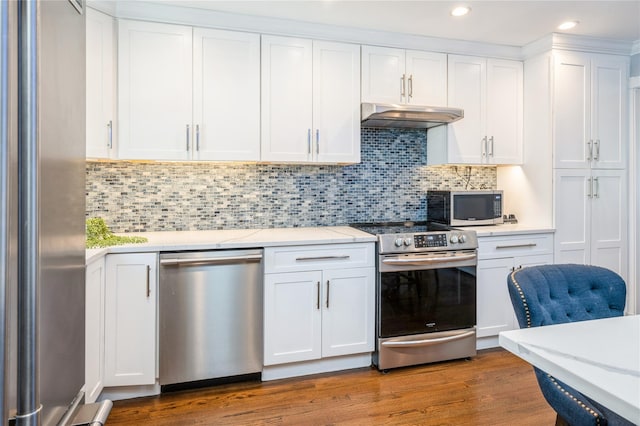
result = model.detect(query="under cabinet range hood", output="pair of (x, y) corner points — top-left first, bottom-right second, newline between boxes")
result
(361, 103), (464, 129)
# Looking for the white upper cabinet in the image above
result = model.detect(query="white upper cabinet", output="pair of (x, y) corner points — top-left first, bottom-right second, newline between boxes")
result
(445, 55), (523, 165)
(261, 36), (361, 164)
(118, 20), (193, 160)
(553, 51), (628, 170)
(193, 28), (260, 161)
(313, 41), (361, 163)
(86, 8), (115, 159)
(261, 36), (313, 162)
(361, 46), (447, 106)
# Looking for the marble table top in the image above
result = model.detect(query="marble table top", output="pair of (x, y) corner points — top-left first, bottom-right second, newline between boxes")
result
(499, 315), (640, 424)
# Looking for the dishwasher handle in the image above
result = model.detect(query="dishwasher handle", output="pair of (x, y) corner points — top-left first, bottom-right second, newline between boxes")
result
(160, 254), (263, 267)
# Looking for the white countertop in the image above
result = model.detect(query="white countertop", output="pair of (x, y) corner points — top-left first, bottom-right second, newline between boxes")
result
(463, 223), (555, 237)
(86, 226), (376, 264)
(499, 315), (640, 424)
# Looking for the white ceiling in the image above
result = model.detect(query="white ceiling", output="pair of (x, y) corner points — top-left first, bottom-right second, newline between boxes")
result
(152, 0), (640, 47)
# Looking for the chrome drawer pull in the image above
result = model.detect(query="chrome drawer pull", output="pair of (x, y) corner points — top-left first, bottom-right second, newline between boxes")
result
(495, 243), (537, 250)
(295, 255), (350, 262)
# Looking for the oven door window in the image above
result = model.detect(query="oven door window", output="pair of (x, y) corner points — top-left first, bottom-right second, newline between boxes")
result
(379, 266), (476, 337)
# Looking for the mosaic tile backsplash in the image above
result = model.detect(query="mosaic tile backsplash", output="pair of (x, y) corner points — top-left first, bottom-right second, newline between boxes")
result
(86, 128), (497, 232)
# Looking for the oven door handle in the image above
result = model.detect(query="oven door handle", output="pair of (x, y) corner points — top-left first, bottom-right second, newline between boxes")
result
(381, 330), (476, 348)
(381, 253), (476, 266)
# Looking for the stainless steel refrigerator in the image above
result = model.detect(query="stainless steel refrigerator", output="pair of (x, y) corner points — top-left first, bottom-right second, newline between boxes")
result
(1, 1), (110, 424)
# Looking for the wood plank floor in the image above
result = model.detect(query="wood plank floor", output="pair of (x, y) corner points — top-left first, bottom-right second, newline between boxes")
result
(106, 349), (555, 425)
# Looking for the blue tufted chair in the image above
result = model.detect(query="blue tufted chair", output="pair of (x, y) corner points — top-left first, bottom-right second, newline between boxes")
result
(506, 264), (632, 426)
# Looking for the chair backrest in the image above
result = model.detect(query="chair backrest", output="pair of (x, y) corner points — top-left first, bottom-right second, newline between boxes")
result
(507, 264), (626, 329)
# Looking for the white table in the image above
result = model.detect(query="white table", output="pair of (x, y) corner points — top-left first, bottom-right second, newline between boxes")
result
(499, 315), (640, 424)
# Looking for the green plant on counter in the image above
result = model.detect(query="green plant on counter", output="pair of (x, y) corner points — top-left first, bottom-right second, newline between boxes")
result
(86, 217), (148, 248)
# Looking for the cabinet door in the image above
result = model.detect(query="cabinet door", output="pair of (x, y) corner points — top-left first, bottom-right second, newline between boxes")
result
(553, 51), (591, 169)
(86, 8), (115, 159)
(313, 41), (361, 163)
(590, 169), (627, 279)
(361, 45), (405, 104)
(476, 257), (516, 337)
(554, 169), (591, 265)
(486, 59), (523, 164)
(447, 55), (486, 164)
(591, 54), (628, 170)
(104, 253), (157, 386)
(261, 36), (313, 162)
(85, 257), (105, 403)
(118, 20), (192, 160)
(405, 50), (447, 106)
(264, 271), (322, 365)
(321, 268), (375, 357)
(193, 28), (260, 161)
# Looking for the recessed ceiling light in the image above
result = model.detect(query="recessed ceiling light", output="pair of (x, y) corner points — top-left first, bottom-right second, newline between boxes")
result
(451, 6), (471, 17)
(558, 20), (579, 30)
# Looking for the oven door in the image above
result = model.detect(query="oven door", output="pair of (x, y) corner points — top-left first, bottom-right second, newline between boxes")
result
(378, 250), (476, 338)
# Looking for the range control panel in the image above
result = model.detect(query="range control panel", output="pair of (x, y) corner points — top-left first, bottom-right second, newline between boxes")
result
(414, 233), (448, 248)
(377, 231), (478, 254)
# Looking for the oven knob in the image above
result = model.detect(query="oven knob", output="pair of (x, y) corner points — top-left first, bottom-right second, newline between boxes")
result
(395, 238), (404, 247)
(459, 234), (467, 243)
(404, 238), (413, 246)
(450, 234), (459, 244)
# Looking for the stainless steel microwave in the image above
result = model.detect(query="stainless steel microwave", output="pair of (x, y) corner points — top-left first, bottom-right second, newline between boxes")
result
(427, 190), (503, 226)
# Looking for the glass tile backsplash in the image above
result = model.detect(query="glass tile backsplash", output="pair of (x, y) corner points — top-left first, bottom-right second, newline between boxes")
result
(86, 128), (497, 232)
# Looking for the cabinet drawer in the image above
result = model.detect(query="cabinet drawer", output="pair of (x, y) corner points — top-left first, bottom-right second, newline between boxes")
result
(264, 243), (374, 273)
(478, 233), (553, 259)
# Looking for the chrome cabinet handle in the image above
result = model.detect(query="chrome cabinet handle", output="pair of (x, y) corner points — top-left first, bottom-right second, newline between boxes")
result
(326, 280), (330, 308)
(146, 265), (151, 298)
(316, 281), (320, 310)
(400, 74), (406, 98)
(489, 136), (494, 157)
(586, 140), (593, 161)
(107, 120), (113, 149)
(588, 177), (593, 198)
(495, 243), (537, 250)
(481, 136), (488, 157)
(196, 124), (200, 151)
(307, 129), (311, 154)
(186, 124), (190, 151)
(593, 177), (599, 198)
(594, 139), (600, 161)
(316, 129), (319, 155)
(295, 255), (350, 262)
(408, 74), (413, 98)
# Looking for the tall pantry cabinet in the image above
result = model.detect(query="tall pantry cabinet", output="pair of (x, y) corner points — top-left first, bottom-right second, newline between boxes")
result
(552, 51), (629, 279)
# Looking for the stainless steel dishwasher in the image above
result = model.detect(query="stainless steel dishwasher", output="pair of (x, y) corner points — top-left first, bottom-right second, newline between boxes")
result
(159, 249), (263, 388)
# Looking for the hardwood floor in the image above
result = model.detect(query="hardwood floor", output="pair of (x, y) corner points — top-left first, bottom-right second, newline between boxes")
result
(106, 349), (555, 425)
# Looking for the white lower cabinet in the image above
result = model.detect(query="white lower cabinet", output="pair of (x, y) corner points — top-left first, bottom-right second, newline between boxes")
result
(263, 244), (375, 367)
(476, 233), (554, 348)
(104, 253), (158, 387)
(85, 257), (106, 403)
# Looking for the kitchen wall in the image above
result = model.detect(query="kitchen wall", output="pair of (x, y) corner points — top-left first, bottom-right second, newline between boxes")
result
(86, 128), (497, 232)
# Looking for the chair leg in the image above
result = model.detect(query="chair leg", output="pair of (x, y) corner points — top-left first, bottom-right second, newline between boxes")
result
(555, 414), (569, 426)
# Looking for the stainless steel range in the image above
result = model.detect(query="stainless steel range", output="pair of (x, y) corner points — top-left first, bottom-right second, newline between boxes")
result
(351, 221), (478, 371)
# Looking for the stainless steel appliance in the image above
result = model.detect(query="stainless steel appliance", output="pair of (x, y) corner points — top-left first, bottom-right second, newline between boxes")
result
(427, 190), (504, 226)
(1, 1), (111, 424)
(159, 249), (263, 389)
(351, 222), (478, 371)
